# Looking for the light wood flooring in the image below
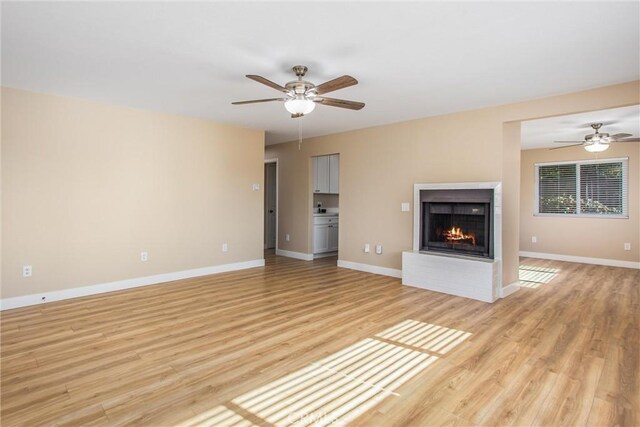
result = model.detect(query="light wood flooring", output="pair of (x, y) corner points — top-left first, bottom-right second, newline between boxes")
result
(1, 252), (638, 426)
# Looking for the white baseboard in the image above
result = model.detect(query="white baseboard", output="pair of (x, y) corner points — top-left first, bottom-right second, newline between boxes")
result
(0, 259), (265, 311)
(275, 249), (313, 261)
(519, 251), (640, 269)
(500, 281), (521, 298)
(313, 251), (338, 259)
(337, 260), (402, 279)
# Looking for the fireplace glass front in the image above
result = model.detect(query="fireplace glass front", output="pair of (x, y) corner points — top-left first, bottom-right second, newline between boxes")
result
(420, 190), (493, 259)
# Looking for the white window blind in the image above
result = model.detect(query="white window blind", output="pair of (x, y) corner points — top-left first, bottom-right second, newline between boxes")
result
(538, 164), (577, 214)
(535, 158), (628, 217)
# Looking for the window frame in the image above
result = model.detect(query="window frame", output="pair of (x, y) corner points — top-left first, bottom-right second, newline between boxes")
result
(534, 157), (629, 219)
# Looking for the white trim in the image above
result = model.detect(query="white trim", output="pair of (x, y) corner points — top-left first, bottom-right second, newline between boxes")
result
(520, 251), (640, 269)
(500, 281), (521, 298)
(275, 249), (314, 261)
(337, 260), (402, 279)
(534, 158), (628, 217)
(0, 259), (265, 311)
(533, 213), (629, 219)
(535, 156), (629, 167)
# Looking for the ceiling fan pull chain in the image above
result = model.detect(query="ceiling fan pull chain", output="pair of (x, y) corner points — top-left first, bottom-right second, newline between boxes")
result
(298, 121), (302, 150)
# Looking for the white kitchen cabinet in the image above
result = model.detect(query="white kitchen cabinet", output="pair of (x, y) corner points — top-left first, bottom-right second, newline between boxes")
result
(329, 154), (340, 194)
(328, 223), (339, 252)
(313, 215), (339, 254)
(313, 224), (330, 254)
(312, 154), (339, 194)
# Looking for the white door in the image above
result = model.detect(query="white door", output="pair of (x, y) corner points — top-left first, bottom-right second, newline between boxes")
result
(264, 162), (277, 249)
(313, 225), (330, 253)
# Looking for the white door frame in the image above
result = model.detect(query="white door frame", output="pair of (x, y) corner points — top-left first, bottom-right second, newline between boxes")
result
(264, 158), (279, 251)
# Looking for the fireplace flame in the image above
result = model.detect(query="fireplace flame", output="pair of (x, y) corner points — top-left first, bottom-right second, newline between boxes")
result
(444, 227), (476, 246)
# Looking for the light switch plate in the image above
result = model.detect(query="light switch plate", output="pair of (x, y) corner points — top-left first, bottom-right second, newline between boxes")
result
(364, 243), (370, 253)
(401, 202), (410, 212)
(624, 243), (631, 251)
(375, 245), (383, 254)
(252, 183), (260, 191)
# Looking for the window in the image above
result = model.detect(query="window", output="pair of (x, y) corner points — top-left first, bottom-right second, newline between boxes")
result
(535, 158), (628, 217)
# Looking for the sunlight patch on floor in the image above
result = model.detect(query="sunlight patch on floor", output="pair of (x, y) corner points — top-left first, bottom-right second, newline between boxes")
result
(231, 338), (437, 426)
(376, 319), (472, 354)
(177, 405), (256, 427)
(519, 265), (560, 288)
(181, 320), (470, 427)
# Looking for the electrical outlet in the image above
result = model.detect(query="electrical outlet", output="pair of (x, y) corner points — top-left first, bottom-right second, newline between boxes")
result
(140, 252), (148, 262)
(252, 183), (260, 191)
(222, 243), (229, 253)
(375, 245), (383, 254)
(531, 236), (537, 243)
(624, 243), (631, 251)
(22, 265), (32, 277)
(286, 234), (290, 242)
(364, 243), (370, 253)
(401, 202), (410, 212)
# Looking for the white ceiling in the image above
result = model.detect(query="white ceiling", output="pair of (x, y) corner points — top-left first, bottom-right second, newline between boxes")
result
(521, 105), (640, 150)
(2, 2), (639, 145)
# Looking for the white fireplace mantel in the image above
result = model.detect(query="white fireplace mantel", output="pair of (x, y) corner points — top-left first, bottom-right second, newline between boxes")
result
(402, 181), (505, 303)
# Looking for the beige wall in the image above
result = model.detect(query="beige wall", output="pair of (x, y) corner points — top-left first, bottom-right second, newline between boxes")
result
(520, 143), (639, 262)
(266, 81), (639, 286)
(1, 87), (265, 299)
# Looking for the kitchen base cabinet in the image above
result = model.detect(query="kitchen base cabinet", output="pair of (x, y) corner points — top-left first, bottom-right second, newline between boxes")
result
(328, 224), (339, 252)
(313, 224), (330, 254)
(313, 215), (339, 255)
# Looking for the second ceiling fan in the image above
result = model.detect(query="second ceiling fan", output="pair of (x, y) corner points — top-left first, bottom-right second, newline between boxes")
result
(232, 65), (365, 118)
(552, 123), (639, 152)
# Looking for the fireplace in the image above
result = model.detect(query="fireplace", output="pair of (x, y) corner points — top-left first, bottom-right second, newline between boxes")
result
(420, 189), (493, 259)
(404, 182), (504, 303)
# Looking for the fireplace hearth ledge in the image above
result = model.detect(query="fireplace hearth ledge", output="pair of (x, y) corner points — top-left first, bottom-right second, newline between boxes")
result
(402, 250), (500, 303)
(404, 181), (504, 303)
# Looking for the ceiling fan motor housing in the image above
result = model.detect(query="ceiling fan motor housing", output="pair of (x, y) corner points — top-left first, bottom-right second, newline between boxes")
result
(585, 132), (609, 142)
(285, 80), (315, 95)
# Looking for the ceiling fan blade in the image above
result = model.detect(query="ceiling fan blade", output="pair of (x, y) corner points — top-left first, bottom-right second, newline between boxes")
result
(246, 75), (289, 93)
(231, 98), (287, 105)
(553, 140), (586, 143)
(610, 133), (633, 139)
(550, 144), (585, 150)
(614, 138), (640, 142)
(315, 97), (365, 110)
(314, 76), (358, 95)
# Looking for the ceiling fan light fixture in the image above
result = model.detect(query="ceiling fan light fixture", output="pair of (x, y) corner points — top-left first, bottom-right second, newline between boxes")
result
(284, 96), (315, 115)
(584, 141), (609, 153)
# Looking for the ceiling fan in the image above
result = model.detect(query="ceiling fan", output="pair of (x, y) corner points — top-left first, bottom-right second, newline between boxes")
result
(552, 123), (639, 152)
(232, 65), (365, 118)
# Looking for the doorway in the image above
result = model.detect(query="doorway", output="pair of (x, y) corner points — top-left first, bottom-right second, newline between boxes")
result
(264, 160), (277, 249)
